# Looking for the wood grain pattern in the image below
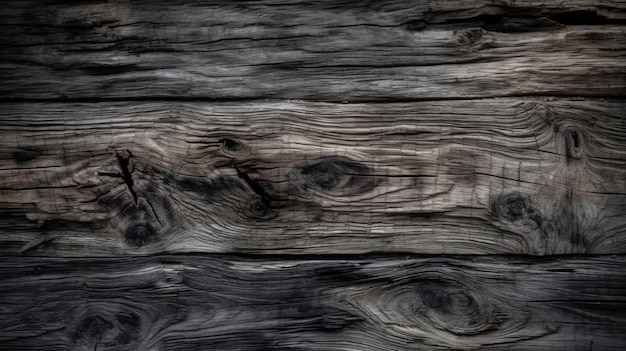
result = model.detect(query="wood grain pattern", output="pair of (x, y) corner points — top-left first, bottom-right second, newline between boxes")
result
(1, 1), (625, 349)
(2, 99), (625, 256)
(426, 0), (626, 22)
(1, 0), (625, 100)
(1, 255), (624, 351)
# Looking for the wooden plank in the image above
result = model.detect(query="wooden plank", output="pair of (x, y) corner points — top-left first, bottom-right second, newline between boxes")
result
(1, 99), (625, 256)
(426, 0), (626, 22)
(0, 255), (624, 350)
(1, 0), (625, 100)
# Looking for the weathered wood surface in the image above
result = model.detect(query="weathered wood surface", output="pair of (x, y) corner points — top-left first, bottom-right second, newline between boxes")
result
(1, 0), (625, 349)
(2, 99), (625, 256)
(1, 0), (625, 100)
(1, 255), (625, 351)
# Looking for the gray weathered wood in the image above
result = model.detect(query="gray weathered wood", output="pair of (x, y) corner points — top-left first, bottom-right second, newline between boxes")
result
(1, 0), (625, 100)
(1, 255), (624, 351)
(2, 99), (625, 256)
(425, 0), (626, 22)
(1, 1), (625, 349)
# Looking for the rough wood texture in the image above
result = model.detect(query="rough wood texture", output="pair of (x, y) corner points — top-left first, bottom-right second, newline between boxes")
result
(1, 255), (625, 351)
(1, 1), (625, 349)
(1, 0), (625, 100)
(2, 99), (625, 256)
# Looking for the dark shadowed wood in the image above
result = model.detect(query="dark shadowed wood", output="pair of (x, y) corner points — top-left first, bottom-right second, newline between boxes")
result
(426, 0), (626, 22)
(1, 255), (625, 351)
(1, 0), (625, 100)
(1, 99), (625, 256)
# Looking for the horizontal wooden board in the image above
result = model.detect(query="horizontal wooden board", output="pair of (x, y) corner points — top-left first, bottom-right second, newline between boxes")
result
(1, 255), (625, 350)
(1, 99), (625, 256)
(1, 0), (625, 100)
(426, 0), (626, 22)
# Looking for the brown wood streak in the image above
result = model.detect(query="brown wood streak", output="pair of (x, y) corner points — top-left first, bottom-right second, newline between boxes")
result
(0, 255), (624, 351)
(1, 99), (625, 255)
(0, 0), (625, 100)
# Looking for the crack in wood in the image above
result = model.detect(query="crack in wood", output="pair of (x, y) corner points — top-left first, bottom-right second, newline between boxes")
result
(114, 149), (137, 205)
(235, 166), (272, 215)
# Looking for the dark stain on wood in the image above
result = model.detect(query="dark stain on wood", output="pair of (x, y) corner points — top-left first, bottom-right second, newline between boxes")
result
(176, 175), (245, 198)
(483, 16), (565, 32)
(12, 149), (41, 163)
(124, 224), (155, 247)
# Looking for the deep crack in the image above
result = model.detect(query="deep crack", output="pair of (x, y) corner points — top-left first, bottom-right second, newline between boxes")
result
(235, 166), (271, 207)
(116, 150), (137, 205)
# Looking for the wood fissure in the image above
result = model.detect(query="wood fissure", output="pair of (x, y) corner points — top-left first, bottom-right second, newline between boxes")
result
(113, 149), (137, 206)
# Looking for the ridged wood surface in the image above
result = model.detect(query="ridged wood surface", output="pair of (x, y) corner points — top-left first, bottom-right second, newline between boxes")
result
(1, 255), (625, 351)
(1, 0), (625, 100)
(1, 1), (625, 350)
(1, 99), (625, 256)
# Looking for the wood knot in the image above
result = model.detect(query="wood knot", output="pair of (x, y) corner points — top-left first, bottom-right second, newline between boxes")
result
(341, 275), (553, 348)
(300, 156), (376, 195)
(69, 310), (140, 347)
(219, 137), (244, 153)
(492, 193), (539, 225)
(125, 224), (155, 247)
(457, 28), (487, 47)
(245, 195), (272, 219)
(420, 282), (504, 335)
(490, 193), (588, 254)
(78, 315), (114, 341)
